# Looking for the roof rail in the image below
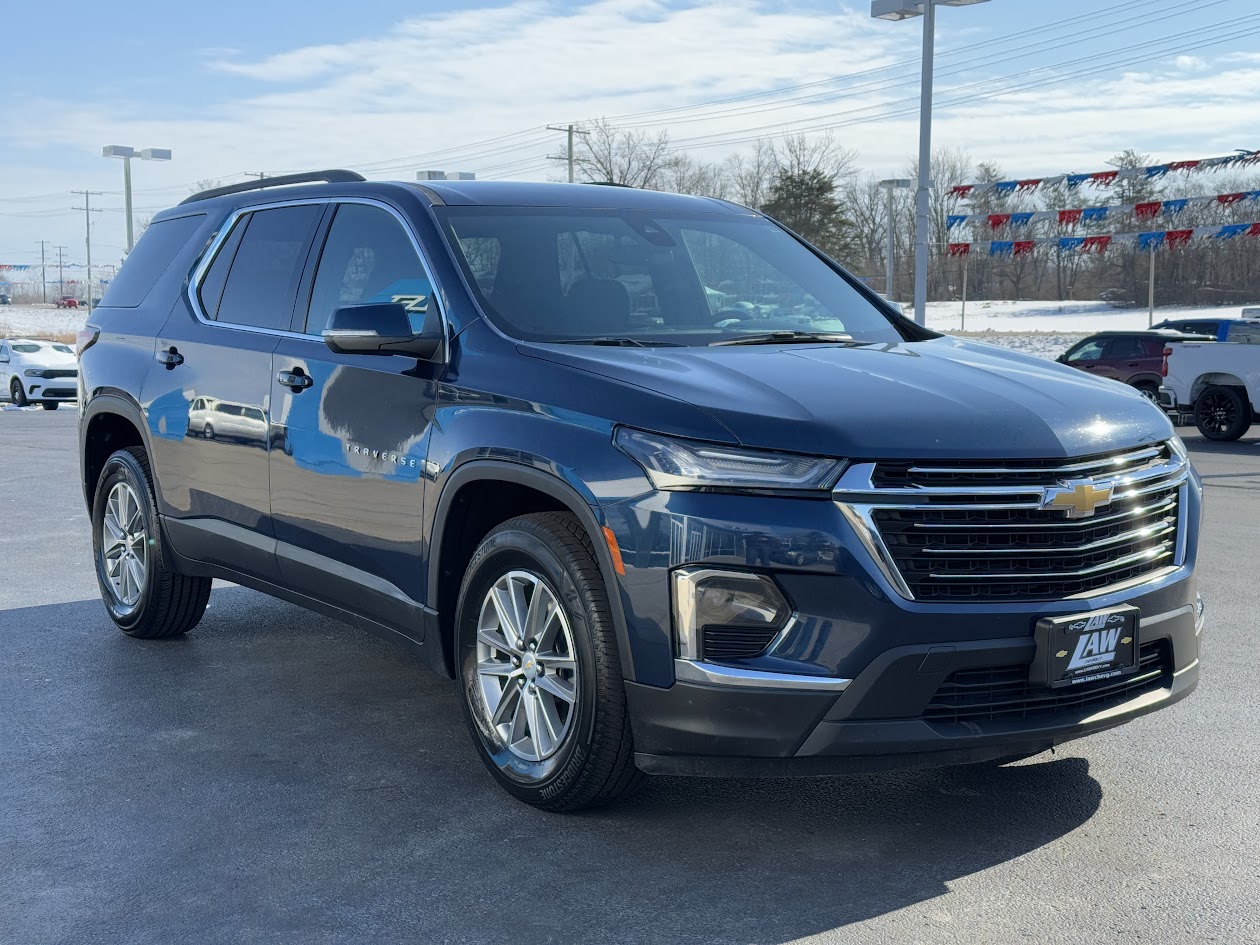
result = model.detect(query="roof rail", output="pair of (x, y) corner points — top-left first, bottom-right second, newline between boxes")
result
(179, 170), (367, 205)
(585, 181), (635, 188)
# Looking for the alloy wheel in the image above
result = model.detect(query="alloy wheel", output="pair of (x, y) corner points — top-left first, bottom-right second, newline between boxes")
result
(1200, 390), (1237, 434)
(101, 482), (148, 607)
(474, 570), (579, 762)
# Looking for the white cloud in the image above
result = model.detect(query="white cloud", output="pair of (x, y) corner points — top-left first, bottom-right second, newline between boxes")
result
(1174, 55), (1208, 72)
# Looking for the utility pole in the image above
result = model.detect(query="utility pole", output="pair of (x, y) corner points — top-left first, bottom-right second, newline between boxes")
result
(55, 246), (67, 297)
(1148, 243), (1157, 328)
(245, 172), (267, 180)
(547, 124), (590, 183)
(72, 191), (104, 313)
(35, 240), (49, 303)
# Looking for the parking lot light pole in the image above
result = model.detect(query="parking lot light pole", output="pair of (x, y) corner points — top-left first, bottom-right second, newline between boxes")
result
(878, 179), (913, 300)
(871, 0), (990, 327)
(103, 146), (172, 253)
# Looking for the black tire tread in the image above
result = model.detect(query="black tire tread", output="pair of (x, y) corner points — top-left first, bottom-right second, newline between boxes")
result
(109, 446), (211, 638)
(1194, 385), (1251, 442)
(466, 511), (643, 811)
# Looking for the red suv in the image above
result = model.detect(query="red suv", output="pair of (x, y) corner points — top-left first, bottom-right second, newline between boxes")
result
(1057, 330), (1211, 400)
(54, 296), (80, 309)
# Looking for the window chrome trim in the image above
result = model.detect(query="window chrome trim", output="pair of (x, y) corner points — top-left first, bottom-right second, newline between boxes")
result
(186, 196), (450, 348)
(673, 659), (852, 692)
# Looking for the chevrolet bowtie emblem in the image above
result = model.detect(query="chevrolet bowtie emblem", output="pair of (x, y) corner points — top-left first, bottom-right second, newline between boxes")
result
(1042, 481), (1114, 519)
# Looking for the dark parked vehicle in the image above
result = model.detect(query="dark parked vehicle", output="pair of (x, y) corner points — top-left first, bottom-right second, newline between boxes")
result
(78, 172), (1204, 811)
(0, 293), (11, 305)
(1057, 330), (1212, 400)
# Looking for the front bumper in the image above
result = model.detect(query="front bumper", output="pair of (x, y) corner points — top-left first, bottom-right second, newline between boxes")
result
(627, 599), (1201, 776)
(21, 380), (78, 401)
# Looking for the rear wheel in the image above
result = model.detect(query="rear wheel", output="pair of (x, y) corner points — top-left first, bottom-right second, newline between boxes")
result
(1195, 386), (1251, 441)
(10, 378), (27, 406)
(92, 446), (211, 638)
(1132, 381), (1159, 402)
(456, 512), (643, 811)
(41, 401), (59, 411)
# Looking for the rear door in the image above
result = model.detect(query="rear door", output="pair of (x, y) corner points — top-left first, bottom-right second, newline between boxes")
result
(146, 201), (325, 579)
(1101, 336), (1147, 382)
(268, 200), (444, 629)
(0, 343), (9, 393)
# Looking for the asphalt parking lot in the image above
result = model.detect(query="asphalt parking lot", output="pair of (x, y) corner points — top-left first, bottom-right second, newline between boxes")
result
(2, 410), (1258, 945)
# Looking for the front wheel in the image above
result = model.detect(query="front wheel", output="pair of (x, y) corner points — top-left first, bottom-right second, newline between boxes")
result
(456, 512), (642, 811)
(1195, 386), (1251, 441)
(10, 378), (27, 406)
(92, 447), (212, 638)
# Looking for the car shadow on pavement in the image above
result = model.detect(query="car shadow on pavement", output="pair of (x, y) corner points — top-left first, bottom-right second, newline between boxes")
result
(1, 588), (1102, 945)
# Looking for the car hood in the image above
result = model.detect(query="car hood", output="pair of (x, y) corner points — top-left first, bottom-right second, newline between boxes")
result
(521, 337), (1175, 460)
(18, 350), (77, 370)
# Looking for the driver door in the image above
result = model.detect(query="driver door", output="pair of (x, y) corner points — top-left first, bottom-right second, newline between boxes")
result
(268, 201), (444, 631)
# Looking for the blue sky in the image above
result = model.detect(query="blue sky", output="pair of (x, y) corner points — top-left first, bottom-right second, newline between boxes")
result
(2, 0), (1259, 269)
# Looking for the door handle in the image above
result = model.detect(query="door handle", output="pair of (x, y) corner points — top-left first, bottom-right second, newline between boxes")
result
(1127, 361), (1141, 367)
(156, 347), (183, 368)
(277, 369), (312, 390)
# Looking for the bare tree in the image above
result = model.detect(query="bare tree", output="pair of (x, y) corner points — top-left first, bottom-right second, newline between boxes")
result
(568, 119), (678, 189)
(660, 154), (732, 199)
(726, 139), (777, 209)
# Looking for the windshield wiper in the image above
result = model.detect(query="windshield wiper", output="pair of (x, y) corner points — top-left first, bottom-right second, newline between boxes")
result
(709, 331), (857, 347)
(552, 337), (685, 347)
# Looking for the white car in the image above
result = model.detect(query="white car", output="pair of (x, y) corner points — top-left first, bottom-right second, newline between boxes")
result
(0, 338), (79, 410)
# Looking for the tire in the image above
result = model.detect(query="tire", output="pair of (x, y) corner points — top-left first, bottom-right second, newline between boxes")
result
(1194, 385), (1251, 441)
(1132, 381), (1159, 402)
(456, 512), (643, 812)
(10, 378), (27, 407)
(203, 423), (214, 439)
(91, 446), (212, 638)
(41, 401), (59, 411)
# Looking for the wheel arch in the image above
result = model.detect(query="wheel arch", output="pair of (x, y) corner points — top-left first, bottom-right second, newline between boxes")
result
(429, 460), (636, 682)
(81, 392), (154, 513)
(1191, 372), (1248, 404)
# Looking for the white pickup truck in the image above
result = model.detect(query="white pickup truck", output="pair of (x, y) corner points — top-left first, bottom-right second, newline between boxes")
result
(1159, 330), (1260, 440)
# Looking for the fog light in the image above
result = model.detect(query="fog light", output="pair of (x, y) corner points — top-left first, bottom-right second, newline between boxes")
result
(672, 568), (790, 661)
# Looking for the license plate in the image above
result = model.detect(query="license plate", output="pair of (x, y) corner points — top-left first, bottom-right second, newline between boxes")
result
(1032, 606), (1140, 689)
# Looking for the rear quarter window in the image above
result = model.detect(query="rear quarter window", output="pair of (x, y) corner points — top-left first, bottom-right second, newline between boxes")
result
(99, 213), (207, 308)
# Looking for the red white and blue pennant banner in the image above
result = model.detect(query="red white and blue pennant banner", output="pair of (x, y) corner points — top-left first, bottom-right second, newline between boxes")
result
(0, 264), (32, 271)
(946, 191), (1260, 230)
(948, 150), (1260, 199)
(947, 222), (1260, 257)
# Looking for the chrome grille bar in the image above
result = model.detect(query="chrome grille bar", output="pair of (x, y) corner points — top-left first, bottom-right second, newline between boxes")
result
(834, 442), (1189, 603)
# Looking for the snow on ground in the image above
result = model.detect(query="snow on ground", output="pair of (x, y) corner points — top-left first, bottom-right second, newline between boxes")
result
(923, 299), (1257, 334)
(0, 305), (88, 339)
(3, 299), (1253, 365)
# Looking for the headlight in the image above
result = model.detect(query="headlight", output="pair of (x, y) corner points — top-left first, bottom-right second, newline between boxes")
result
(615, 427), (845, 492)
(23, 369), (48, 378)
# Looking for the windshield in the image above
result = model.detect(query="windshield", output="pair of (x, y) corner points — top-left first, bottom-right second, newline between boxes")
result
(437, 208), (906, 346)
(13, 344), (41, 353)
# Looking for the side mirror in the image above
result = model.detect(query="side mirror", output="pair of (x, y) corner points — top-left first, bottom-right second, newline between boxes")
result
(1055, 354), (1067, 363)
(322, 302), (444, 360)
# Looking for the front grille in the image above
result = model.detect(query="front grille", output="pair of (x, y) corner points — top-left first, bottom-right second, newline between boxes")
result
(42, 370), (78, 380)
(840, 443), (1187, 602)
(923, 641), (1171, 723)
(701, 626), (779, 660)
(41, 388), (76, 398)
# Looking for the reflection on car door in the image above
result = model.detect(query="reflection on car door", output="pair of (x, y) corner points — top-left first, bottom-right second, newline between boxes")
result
(145, 203), (324, 579)
(268, 201), (443, 632)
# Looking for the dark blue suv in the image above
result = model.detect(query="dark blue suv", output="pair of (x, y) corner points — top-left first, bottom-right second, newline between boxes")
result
(78, 172), (1204, 810)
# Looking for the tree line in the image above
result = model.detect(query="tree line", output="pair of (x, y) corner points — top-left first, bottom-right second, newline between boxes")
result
(562, 122), (1260, 307)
